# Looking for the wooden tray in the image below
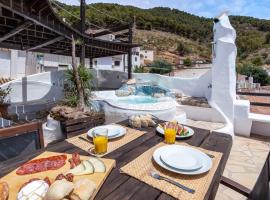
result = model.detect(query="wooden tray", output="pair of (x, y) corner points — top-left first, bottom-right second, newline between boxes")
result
(0, 151), (116, 200)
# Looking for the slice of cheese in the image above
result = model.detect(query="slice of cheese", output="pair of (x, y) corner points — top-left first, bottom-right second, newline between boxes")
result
(68, 163), (86, 175)
(88, 157), (106, 173)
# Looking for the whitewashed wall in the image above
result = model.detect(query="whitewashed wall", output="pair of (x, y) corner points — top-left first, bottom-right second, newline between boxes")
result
(0, 50), (11, 78)
(133, 71), (212, 98)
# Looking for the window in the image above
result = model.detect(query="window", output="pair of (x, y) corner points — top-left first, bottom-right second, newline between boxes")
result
(114, 61), (120, 66)
(145, 56), (148, 59)
(135, 57), (137, 62)
(94, 60), (97, 66)
(145, 51), (147, 53)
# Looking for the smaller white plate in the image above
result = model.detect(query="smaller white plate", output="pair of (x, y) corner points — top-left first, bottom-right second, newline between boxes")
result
(153, 145), (212, 175)
(160, 148), (202, 171)
(87, 125), (126, 139)
(156, 125), (194, 139)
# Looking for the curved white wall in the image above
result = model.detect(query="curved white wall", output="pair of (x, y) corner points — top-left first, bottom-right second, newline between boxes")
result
(1, 71), (64, 104)
(133, 71), (212, 98)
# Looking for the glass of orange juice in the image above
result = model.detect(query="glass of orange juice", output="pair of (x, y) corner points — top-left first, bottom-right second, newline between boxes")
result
(164, 128), (176, 144)
(93, 128), (108, 154)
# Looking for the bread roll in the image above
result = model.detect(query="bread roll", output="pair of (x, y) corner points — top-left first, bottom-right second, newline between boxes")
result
(70, 179), (96, 200)
(44, 180), (74, 200)
(140, 115), (148, 127)
(0, 182), (9, 200)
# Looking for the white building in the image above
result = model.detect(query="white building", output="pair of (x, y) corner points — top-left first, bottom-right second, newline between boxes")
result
(0, 46), (154, 78)
(0, 48), (86, 79)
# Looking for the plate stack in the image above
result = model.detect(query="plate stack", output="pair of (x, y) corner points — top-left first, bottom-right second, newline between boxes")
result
(153, 145), (212, 175)
(87, 125), (126, 140)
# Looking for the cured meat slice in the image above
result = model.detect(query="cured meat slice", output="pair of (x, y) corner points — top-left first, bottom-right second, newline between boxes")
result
(68, 153), (81, 169)
(16, 155), (67, 175)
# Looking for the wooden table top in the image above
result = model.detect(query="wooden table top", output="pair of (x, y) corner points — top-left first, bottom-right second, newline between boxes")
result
(0, 120), (232, 200)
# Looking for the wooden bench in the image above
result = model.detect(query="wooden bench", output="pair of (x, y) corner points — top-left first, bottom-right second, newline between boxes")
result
(0, 121), (44, 162)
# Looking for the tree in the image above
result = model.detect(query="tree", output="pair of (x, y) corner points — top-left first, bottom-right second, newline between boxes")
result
(177, 41), (191, 56)
(266, 33), (270, 44)
(238, 63), (270, 86)
(252, 57), (263, 66)
(183, 58), (192, 67)
(71, 35), (85, 109)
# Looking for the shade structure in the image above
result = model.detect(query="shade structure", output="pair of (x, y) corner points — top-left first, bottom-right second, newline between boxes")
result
(0, 0), (138, 59)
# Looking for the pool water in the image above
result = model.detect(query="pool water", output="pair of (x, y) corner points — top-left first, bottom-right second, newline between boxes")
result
(117, 96), (158, 104)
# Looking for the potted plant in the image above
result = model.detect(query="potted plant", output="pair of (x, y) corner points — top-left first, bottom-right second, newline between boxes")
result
(49, 35), (105, 138)
(0, 86), (11, 119)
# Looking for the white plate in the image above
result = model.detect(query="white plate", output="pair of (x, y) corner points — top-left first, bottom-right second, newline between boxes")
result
(87, 125), (126, 139)
(156, 125), (194, 139)
(153, 145), (212, 175)
(160, 147), (203, 171)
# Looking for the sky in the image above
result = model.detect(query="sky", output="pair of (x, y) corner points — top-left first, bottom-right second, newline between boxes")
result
(60, 0), (270, 19)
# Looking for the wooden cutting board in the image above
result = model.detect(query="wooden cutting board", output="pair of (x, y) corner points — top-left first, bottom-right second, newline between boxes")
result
(0, 151), (116, 200)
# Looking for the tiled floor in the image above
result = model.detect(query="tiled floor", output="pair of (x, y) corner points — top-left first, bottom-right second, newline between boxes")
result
(185, 119), (225, 132)
(215, 184), (247, 200)
(215, 135), (270, 200)
(223, 136), (270, 190)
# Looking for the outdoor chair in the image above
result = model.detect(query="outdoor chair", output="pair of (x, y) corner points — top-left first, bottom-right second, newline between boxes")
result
(0, 121), (44, 162)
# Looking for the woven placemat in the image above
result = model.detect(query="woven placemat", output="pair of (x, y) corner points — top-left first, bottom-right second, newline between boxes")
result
(120, 142), (223, 200)
(66, 126), (145, 157)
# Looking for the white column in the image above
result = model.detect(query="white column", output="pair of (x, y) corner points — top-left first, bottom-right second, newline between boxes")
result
(210, 12), (237, 136)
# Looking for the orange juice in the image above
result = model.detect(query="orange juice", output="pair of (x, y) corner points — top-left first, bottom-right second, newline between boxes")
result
(164, 128), (176, 144)
(93, 135), (108, 154)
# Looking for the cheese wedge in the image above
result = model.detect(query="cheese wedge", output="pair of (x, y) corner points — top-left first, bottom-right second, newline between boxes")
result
(68, 163), (86, 175)
(88, 157), (106, 173)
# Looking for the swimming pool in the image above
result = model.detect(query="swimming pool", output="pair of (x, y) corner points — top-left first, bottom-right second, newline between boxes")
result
(116, 96), (158, 104)
(93, 91), (177, 124)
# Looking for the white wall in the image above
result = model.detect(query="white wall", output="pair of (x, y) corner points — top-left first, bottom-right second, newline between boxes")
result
(93, 57), (114, 70)
(0, 49), (87, 79)
(133, 70), (212, 98)
(140, 50), (154, 65)
(0, 50), (11, 78)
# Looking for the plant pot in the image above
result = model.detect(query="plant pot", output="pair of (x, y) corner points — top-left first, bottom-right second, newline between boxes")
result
(0, 103), (10, 119)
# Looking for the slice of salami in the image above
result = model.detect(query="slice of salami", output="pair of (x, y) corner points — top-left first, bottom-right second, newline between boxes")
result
(16, 155), (67, 175)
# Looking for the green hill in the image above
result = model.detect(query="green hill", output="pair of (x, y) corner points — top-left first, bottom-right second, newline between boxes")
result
(55, 2), (270, 65)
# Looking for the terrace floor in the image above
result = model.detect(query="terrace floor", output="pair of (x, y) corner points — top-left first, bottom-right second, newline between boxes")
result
(216, 134), (270, 199)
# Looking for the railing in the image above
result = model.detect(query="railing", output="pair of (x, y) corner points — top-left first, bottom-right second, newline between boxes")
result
(237, 91), (270, 107)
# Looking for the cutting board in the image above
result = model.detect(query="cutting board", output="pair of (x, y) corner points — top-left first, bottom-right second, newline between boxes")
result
(0, 151), (116, 200)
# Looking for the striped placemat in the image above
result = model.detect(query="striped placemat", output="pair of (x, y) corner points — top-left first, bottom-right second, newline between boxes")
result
(66, 126), (145, 157)
(120, 142), (223, 200)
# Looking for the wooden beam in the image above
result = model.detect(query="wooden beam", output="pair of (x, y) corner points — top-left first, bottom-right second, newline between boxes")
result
(24, 36), (64, 51)
(0, 21), (32, 42)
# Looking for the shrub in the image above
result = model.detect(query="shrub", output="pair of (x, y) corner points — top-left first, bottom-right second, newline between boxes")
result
(149, 67), (171, 74)
(177, 41), (191, 56)
(252, 57), (263, 66)
(183, 58), (192, 67)
(134, 66), (146, 73)
(238, 63), (270, 86)
(147, 60), (173, 74)
(265, 58), (270, 65)
(0, 86), (11, 104)
(64, 66), (94, 107)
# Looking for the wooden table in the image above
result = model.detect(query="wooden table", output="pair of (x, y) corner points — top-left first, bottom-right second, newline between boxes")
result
(0, 121), (232, 200)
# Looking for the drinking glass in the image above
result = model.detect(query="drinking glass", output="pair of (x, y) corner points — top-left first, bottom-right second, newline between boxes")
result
(164, 128), (176, 144)
(93, 128), (108, 154)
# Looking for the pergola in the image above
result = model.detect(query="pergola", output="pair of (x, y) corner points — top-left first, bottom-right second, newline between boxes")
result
(0, 0), (137, 78)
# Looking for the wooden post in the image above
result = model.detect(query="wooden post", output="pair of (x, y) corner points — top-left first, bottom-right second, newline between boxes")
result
(80, 0), (86, 67)
(90, 57), (93, 69)
(127, 22), (133, 79)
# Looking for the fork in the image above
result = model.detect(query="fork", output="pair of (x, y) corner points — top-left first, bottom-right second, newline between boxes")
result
(150, 170), (195, 194)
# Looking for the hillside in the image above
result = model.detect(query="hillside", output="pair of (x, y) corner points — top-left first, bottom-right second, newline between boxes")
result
(133, 29), (211, 64)
(54, 2), (270, 65)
